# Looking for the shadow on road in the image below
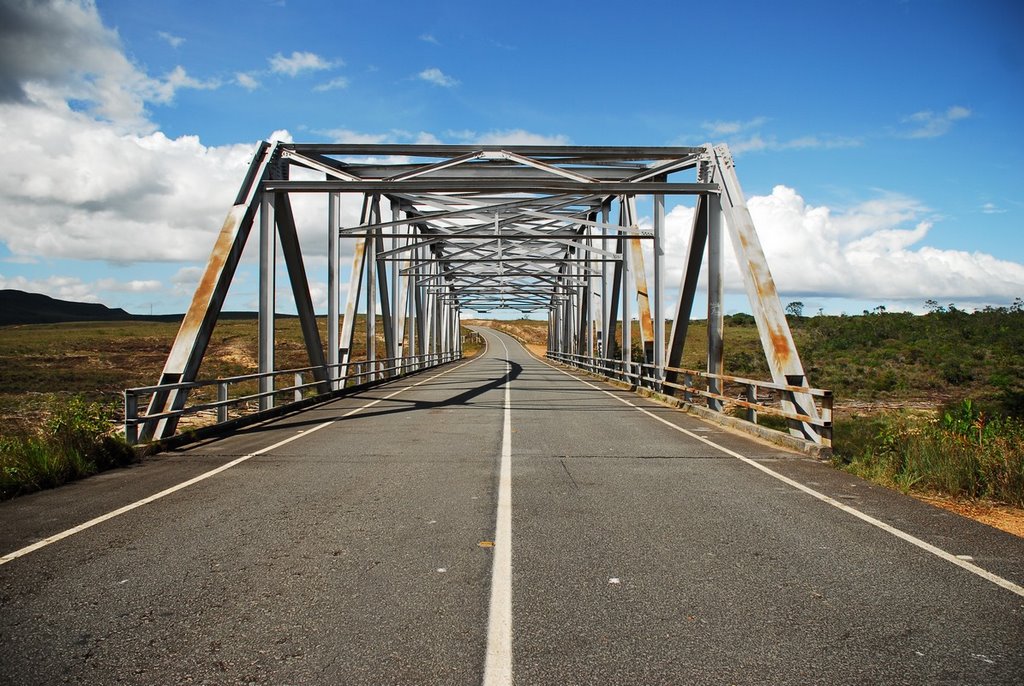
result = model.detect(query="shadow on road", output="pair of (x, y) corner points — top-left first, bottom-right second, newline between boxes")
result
(231, 359), (522, 436)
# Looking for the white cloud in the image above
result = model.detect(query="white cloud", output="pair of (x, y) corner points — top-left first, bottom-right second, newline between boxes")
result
(0, 273), (157, 302)
(420, 33), (440, 45)
(418, 67), (458, 87)
(900, 105), (971, 138)
(0, 0), (218, 133)
(171, 266), (203, 295)
(269, 51), (338, 76)
(458, 129), (570, 146)
(157, 31), (184, 48)
(660, 186), (1024, 302)
(0, 100), (257, 262)
(980, 202), (1006, 215)
(148, 66), (220, 102)
(235, 72), (260, 90)
(321, 128), (391, 144)
(97, 278), (162, 293)
(701, 117), (767, 137)
(313, 76), (349, 92)
(694, 118), (861, 153)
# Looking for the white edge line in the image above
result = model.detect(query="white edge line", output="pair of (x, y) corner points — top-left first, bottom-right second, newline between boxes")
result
(523, 343), (1024, 599)
(0, 355), (483, 567)
(483, 331), (514, 686)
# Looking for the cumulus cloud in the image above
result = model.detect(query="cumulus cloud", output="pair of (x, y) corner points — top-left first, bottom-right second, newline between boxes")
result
(418, 67), (458, 87)
(0, 0), (219, 133)
(900, 105), (971, 138)
(0, 101), (257, 262)
(269, 51), (338, 76)
(148, 65), (220, 102)
(980, 202), (1006, 215)
(157, 31), (184, 48)
(420, 33), (440, 45)
(0, 273), (158, 302)
(658, 186), (1024, 303)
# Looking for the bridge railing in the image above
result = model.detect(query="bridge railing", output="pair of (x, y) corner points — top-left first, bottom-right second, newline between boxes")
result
(546, 350), (832, 448)
(124, 351), (460, 445)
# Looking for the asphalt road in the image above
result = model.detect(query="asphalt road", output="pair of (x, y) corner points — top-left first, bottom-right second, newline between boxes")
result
(1, 327), (1022, 685)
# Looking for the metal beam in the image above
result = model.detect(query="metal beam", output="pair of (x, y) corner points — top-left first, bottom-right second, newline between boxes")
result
(712, 145), (822, 441)
(142, 141), (276, 440)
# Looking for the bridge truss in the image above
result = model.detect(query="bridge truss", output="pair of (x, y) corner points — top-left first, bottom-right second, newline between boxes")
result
(135, 143), (830, 448)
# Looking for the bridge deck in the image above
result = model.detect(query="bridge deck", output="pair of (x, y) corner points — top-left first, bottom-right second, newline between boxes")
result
(2, 327), (1022, 684)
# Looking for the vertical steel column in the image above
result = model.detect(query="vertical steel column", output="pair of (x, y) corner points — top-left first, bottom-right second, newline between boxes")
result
(258, 190), (276, 410)
(328, 192), (341, 389)
(653, 194), (666, 376)
(586, 227), (596, 358)
(620, 199), (632, 369)
(409, 239), (420, 359)
(600, 200), (611, 358)
(391, 200), (401, 364)
(365, 197), (378, 379)
(707, 193), (724, 412)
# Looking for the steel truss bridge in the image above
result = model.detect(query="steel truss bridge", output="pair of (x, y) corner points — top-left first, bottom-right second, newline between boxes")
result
(128, 143), (830, 449)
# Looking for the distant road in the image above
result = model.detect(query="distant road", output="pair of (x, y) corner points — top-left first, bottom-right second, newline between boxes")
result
(2, 327), (1022, 685)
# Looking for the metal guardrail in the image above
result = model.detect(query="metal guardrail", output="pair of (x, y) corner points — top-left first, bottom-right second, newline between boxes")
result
(546, 350), (832, 448)
(124, 351), (459, 445)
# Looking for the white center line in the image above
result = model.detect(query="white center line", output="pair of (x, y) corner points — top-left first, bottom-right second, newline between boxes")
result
(529, 343), (1024, 599)
(483, 333), (514, 686)
(0, 356), (482, 567)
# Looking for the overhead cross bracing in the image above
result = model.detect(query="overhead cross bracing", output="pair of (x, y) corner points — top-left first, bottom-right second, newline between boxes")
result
(136, 143), (830, 450)
(278, 144), (711, 315)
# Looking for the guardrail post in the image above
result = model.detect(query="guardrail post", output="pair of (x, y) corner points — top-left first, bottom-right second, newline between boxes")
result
(124, 391), (138, 445)
(683, 372), (693, 403)
(821, 391), (833, 447)
(294, 372), (303, 402)
(217, 382), (229, 423)
(746, 382), (758, 424)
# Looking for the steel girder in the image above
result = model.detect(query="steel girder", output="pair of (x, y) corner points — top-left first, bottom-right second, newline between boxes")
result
(149, 142), (822, 446)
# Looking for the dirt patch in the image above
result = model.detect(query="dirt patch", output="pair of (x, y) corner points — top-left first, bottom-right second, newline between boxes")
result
(214, 342), (257, 370)
(914, 494), (1024, 539)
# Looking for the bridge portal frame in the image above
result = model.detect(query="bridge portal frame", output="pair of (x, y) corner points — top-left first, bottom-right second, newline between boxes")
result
(135, 143), (828, 448)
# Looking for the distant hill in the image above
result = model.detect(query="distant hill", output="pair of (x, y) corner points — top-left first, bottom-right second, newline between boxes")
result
(0, 289), (291, 326)
(0, 289), (137, 326)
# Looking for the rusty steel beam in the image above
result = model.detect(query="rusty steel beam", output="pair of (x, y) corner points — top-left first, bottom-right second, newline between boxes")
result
(624, 195), (655, 364)
(711, 145), (822, 442)
(142, 141), (276, 441)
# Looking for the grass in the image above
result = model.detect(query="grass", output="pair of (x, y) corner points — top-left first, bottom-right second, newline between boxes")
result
(0, 314), (440, 499)
(2, 303), (1023, 508)
(1, 395), (135, 499)
(479, 305), (1024, 509)
(832, 400), (1024, 507)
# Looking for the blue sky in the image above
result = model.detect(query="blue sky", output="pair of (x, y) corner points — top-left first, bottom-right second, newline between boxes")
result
(0, 0), (1022, 317)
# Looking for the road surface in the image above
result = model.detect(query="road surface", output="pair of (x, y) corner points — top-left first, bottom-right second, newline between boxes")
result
(1, 326), (1022, 684)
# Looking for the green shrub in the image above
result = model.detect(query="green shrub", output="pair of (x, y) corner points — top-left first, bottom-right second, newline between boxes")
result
(834, 400), (1024, 506)
(0, 395), (136, 500)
